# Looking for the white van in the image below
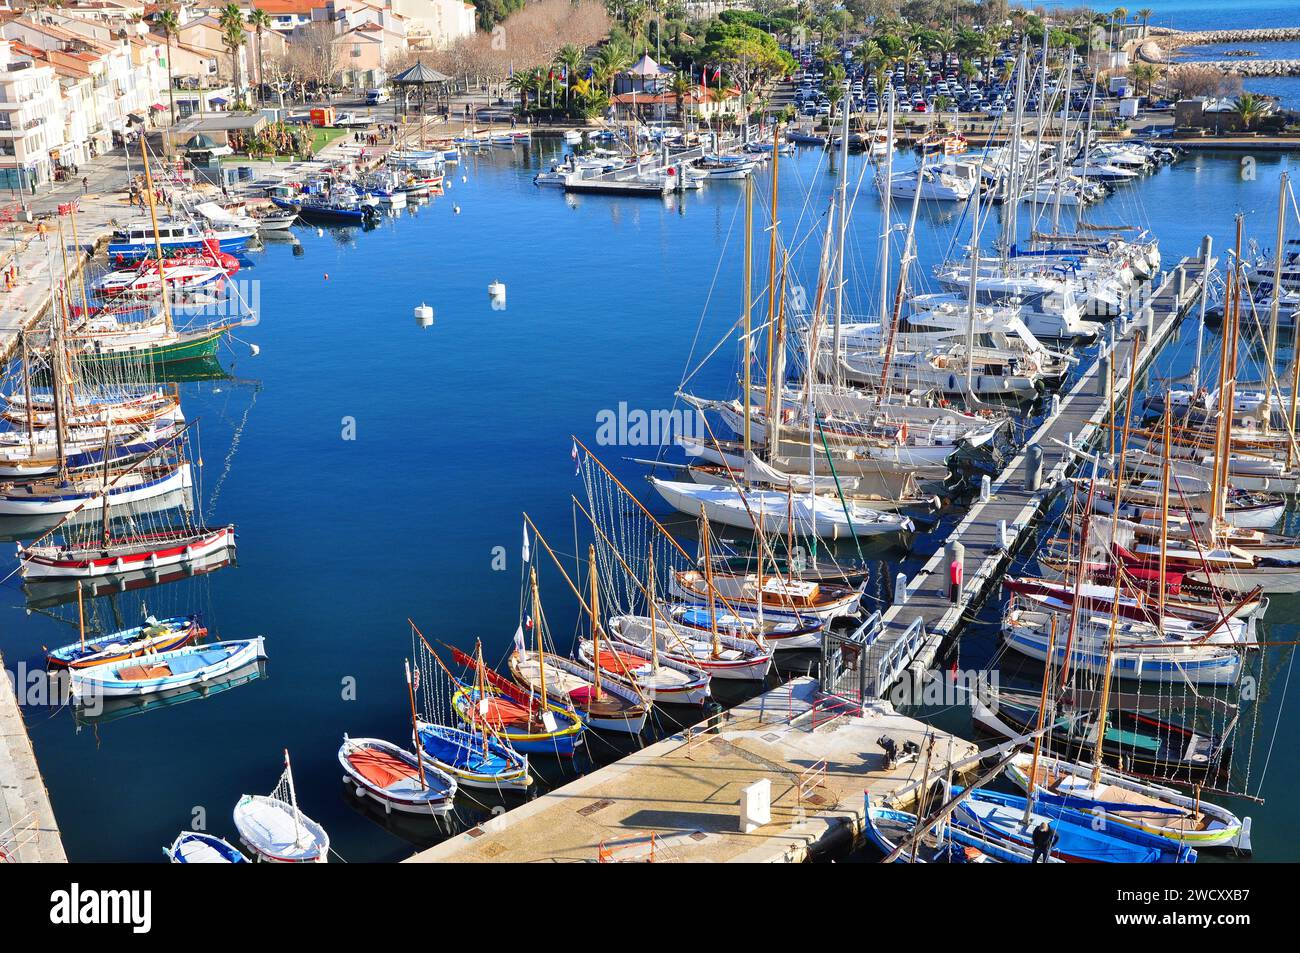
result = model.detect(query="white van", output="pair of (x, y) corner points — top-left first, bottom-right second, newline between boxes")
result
(366, 88), (390, 105)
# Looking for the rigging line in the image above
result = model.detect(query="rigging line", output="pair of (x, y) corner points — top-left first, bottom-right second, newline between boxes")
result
(1253, 635), (1295, 797)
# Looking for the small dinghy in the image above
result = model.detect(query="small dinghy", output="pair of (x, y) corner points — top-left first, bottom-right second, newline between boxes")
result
(234, 750), (330, 863)
(69, 637), (266, 699)
(338, 735), (456, 814)
(47, 614), (202, 669)
(165, 831), (248, 863)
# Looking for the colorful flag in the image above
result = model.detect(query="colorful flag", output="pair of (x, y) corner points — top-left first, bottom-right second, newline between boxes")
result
(571, 440), (580, 475)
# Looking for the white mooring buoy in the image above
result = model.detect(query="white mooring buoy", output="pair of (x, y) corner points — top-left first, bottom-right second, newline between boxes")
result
(488, 280), (506, 309)
(414, 303), (434, 327)
(249, 343), (260, 357)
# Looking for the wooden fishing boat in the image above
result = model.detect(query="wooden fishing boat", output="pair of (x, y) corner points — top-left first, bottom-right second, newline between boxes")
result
(650, 477), (914, 540)
(607, 613), (774, 680)
(0, 419), (182, 478)
(2, 390), (179, 430)
(234, 751), (329, 863)
(973, 689), (1230, 784)
(1070, 477), (1285, 531)
(948, 787), (1196, 863)
(0, 463), (191, 517)
(863, 795), (1046, 863)
(672, 569), (862, 623)
(165, 831), (248, 863)
(575, 637), (711, 704)
(509, 649), (649, 734)
(664, 603), (824, 650)
(338, 735), (457, 814)
(19, 525), (236, 580)
(412, 722), (530, 791)
(446, 645), (584, 756)
(69, 636), (266, 699)
(47, 614), (203, 668)
(1002, 576), (1263, 628)
(1002, 605), (1246, 685)
(1006, 752), (1250, 852)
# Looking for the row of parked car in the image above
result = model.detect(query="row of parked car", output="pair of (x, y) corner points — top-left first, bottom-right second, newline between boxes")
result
(789, 41), (1102, 118)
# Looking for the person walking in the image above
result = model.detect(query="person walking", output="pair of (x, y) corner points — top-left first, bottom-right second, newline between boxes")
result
(82, 176), (89, 193)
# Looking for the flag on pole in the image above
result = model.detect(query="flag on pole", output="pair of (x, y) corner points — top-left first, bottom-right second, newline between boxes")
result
(571, 440), (580, 475)
(513, 625), (526, 653)
(522, 523), (531, 563)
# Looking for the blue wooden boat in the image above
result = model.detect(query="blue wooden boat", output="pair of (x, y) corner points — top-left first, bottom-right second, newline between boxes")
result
(69, 637), (267, 699)
(47, 614), (201, 668)
(949, 786), (1197, 863)
(165, 831), (248, 863)
(863, 795), (1048, 863)
(414, 721), (531, 791)
(108, 220), (253, 260)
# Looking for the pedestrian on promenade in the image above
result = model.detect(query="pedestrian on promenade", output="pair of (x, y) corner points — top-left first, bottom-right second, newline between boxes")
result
(82, 176), (89, 193)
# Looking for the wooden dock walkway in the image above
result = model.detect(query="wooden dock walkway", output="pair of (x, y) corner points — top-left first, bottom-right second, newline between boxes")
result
(859, 252), (1214, 694)
(406, 676), (978, 864)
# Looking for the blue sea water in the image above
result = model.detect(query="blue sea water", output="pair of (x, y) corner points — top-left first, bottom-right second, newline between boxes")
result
(1, 141), (1297, 862)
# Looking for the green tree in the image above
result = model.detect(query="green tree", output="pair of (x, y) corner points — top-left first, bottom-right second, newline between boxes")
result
(553, 43), (584, 110)
(218, 3), (246, 95)
(158, 5), (180, 135)
(1234, 92), (1266, 130)
(248, 7), (272, 107)
(668, 70), (692, 121)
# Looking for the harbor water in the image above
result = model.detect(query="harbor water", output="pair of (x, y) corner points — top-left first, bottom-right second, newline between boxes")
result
(0, 140), (1295, 862)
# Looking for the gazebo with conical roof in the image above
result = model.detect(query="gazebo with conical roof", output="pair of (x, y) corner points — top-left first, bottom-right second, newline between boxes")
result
(390, 60), (452, 113)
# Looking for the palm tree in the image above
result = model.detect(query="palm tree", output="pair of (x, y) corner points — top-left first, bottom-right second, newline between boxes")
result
(1234, 92), (1266, 130)
(668, 71), (692, 121)
(1137, 8), (1153, 39)
(218, 2), (246, 99)
(248, 7), (272, 107)
(158, 5), (180, 136)
(592, 42), (631, 97)
(553, 43), (583, 110)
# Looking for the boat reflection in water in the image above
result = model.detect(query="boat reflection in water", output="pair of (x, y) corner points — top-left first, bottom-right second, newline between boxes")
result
(73, 659), (266, 728)
(22, 545), (236, 610)
(340, 783), (462, 850)
(0, 486), (196, 544)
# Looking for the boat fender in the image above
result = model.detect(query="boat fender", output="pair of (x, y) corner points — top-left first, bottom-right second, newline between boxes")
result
(947, 373), (958, 392)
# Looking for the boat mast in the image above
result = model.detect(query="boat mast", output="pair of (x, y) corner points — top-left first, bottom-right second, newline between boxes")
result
(877, 152), (927, 396)
(1022, 613), (1057, 827)
(19, 332), (34, 442)
(701, 504), (721, 656)
(769, 251), (789, 460)
(831, 88), (850, 392)
(764, 122), (782, 421)
(1159, 400), (1172, 623)
(139, 136), (174, 335)
(529, 568), (547, 711)
(877, 89), (894, 358)
(588, 544), (603, 700)
(283, 749), (303, 848)
(743, 172), (754, 460)
(1051, 47), (1075, 235)
(1266, 170), (1288, 404)
(1001, 46), (1027, 261)
(404, 659), (428, 790)
(965, 174), (981, 397)
(647, 548), (659, 670)
(76, 579), (85, 649)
